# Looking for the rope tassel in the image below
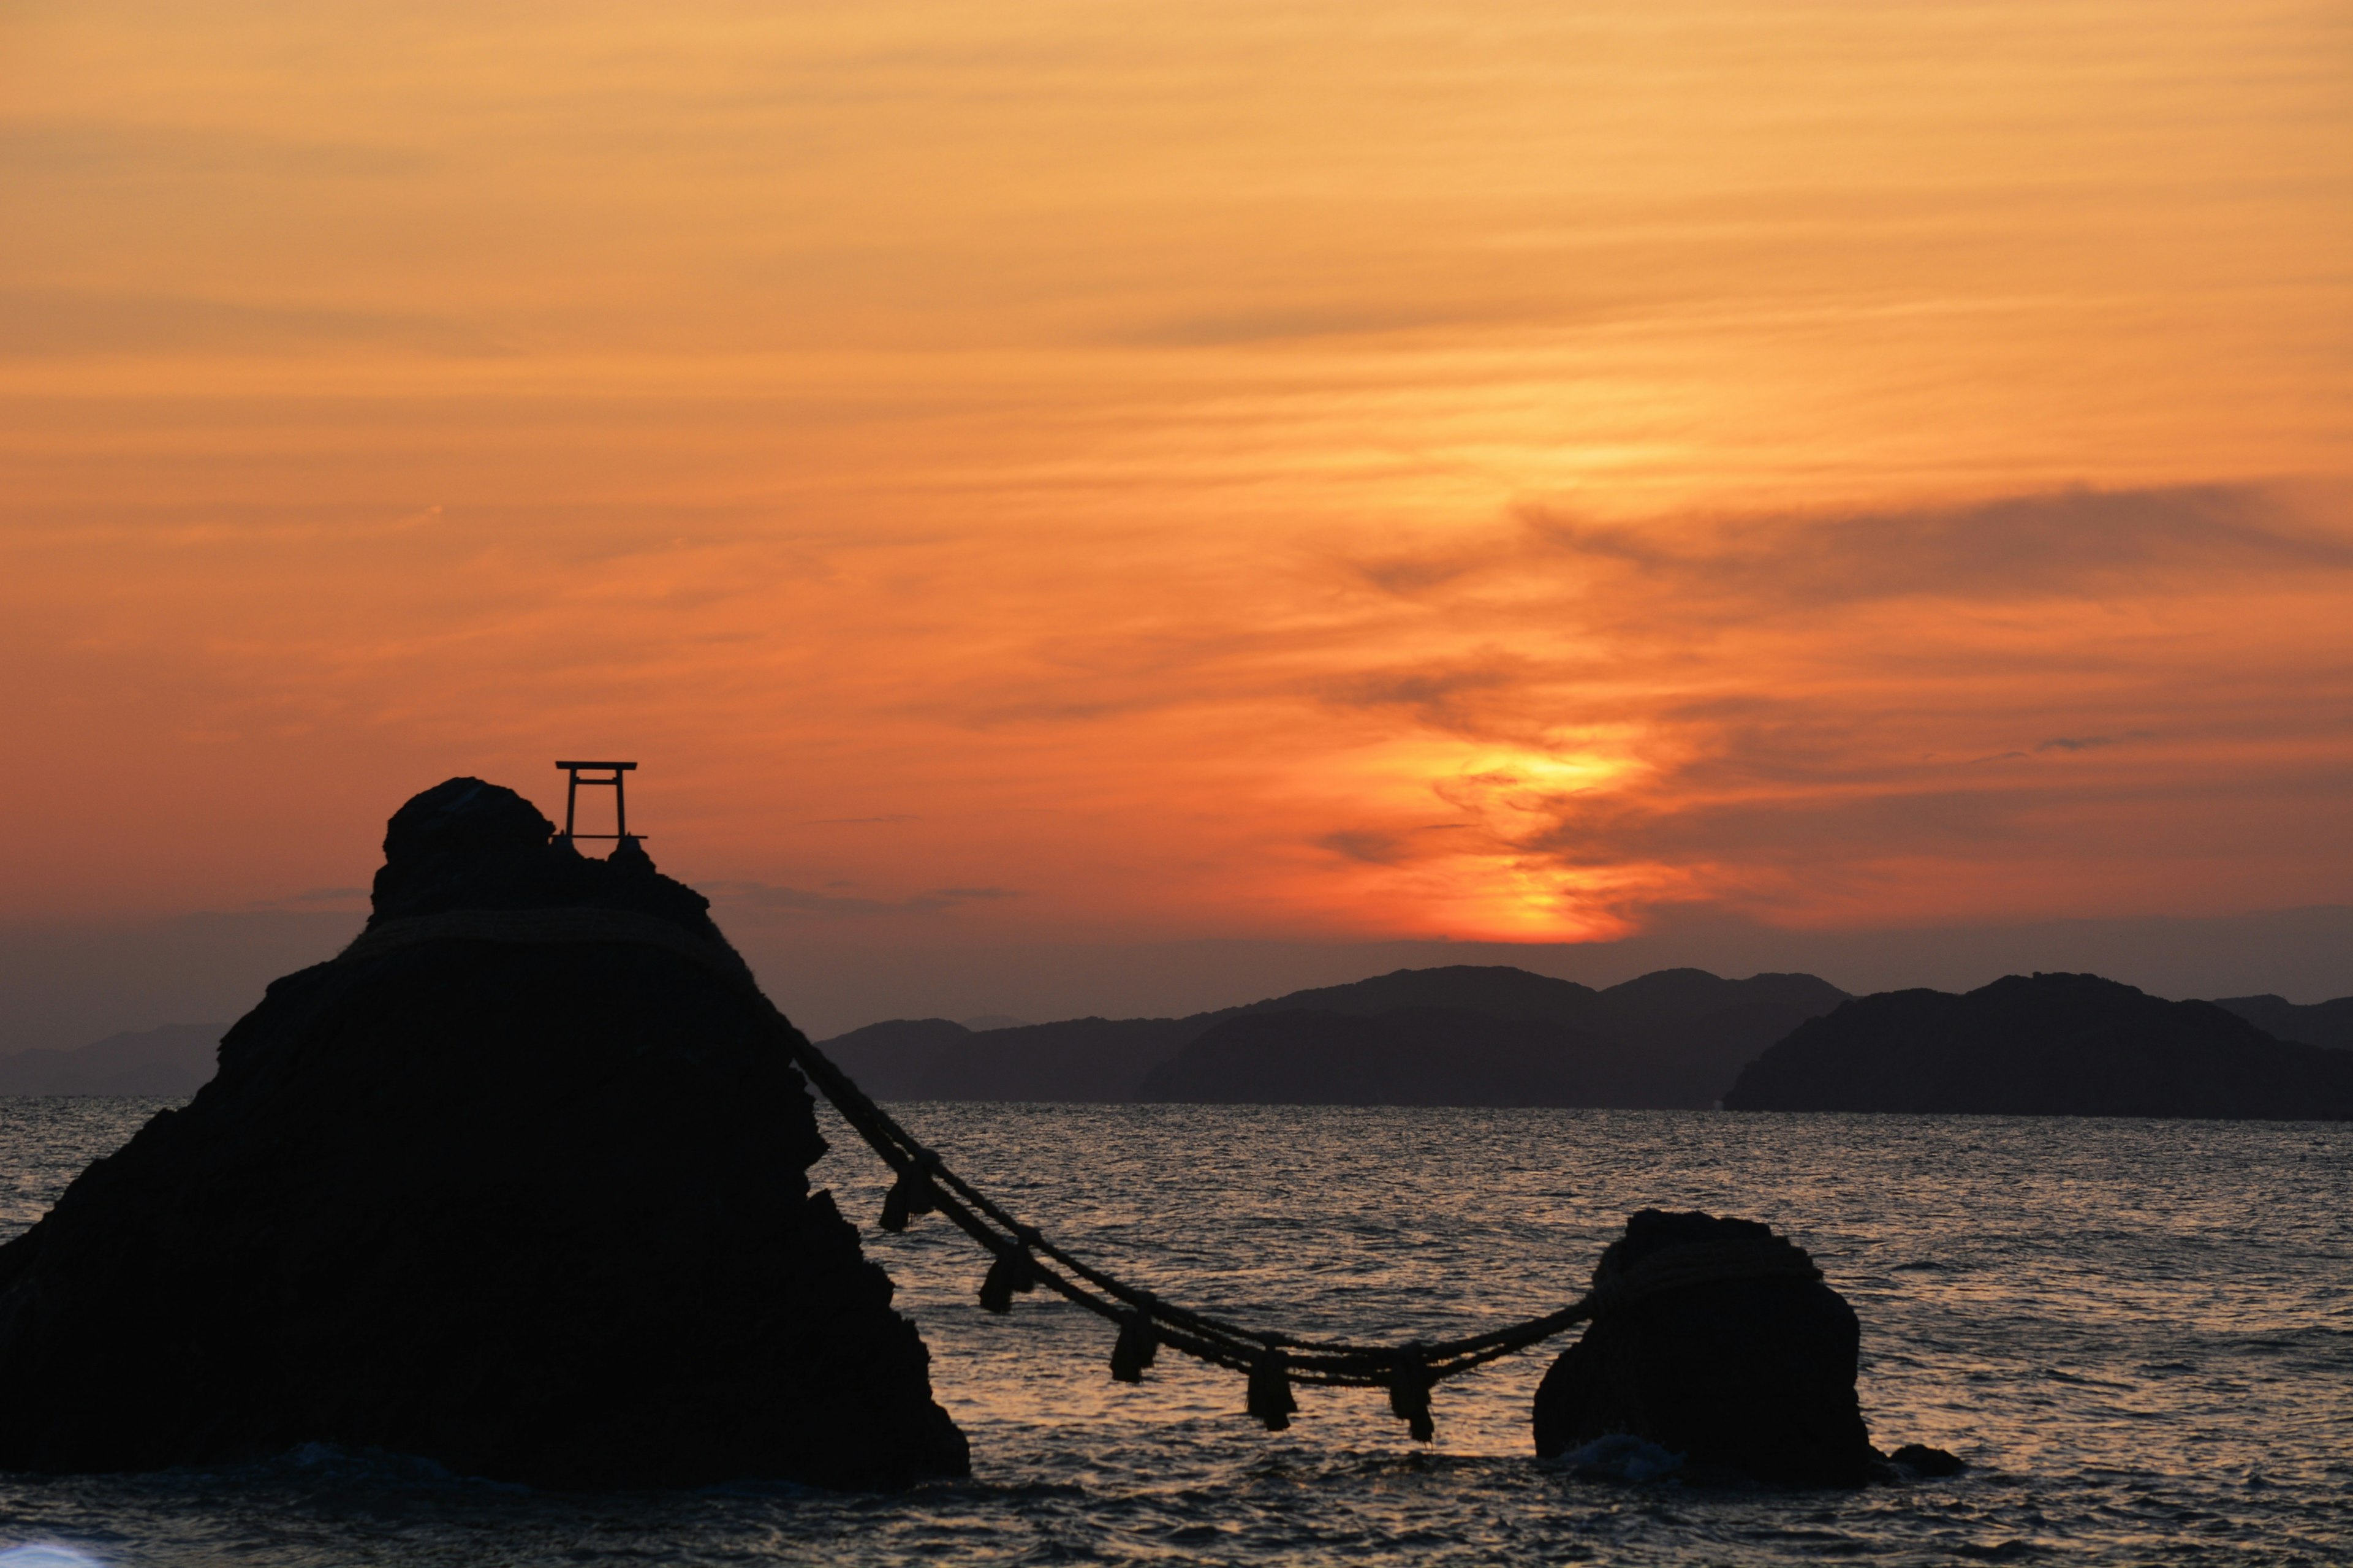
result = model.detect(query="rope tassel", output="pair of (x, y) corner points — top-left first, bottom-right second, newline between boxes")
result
(462, 904), (1616, 1410)
(877, 1171), (937, 1233)
(1108, 1311), (1159, 1383)
(978, 1246), (1038, 1314)
(740, 987), (1610, 1408)
(1386, 1347), (1435, 1442)
(1246, 1349), (1297, 1431)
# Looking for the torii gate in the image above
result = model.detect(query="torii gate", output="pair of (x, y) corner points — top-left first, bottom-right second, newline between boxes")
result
(554, 760), (638, 844)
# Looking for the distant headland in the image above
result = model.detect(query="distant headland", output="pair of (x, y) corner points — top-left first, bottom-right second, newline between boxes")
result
(820, 964), (2353, 1118)
(1725, 972), (2353, 1119)
(824, 966), (1848, 1109)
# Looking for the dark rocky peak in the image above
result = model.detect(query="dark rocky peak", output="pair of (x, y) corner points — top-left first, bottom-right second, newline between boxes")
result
(1243, 964), (1606, 1025)
(1594, 967), (1734, 1014)
(1594, 968), (1851, 1025)
(382, 775), (553, 869)
(1961, 971), (2260, 1038)
(1596, 1207), (1783, 1281)
(1982, 970), (2150, 1008)
(367, 776), (718, 940)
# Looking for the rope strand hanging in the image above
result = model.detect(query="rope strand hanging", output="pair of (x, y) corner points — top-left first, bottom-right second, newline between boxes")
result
(752, 983), (1612, 1441)
(339, 904), (1819, 1444)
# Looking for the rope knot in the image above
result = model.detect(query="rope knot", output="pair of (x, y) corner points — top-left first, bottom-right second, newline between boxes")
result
(373, 898), (1639, 1434)
(877, 1170), (938, 1233)
(1108, 1309), (1159, 1384)
(1246, 1348), (1297, 1431)
(978, 1243), (1039, 1314)
(1385, 1346), (1435, 1442)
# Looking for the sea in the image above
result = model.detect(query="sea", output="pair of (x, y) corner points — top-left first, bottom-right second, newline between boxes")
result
(0, 1098), (2346, 1566)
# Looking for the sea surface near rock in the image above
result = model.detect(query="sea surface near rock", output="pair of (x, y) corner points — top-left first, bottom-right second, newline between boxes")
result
(2, 1102), (2344, 1566)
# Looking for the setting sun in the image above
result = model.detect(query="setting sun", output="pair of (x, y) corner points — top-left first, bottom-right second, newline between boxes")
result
(1, 0), (2346, 1029)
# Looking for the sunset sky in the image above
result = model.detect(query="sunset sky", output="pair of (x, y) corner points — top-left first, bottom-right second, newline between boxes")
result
(4, 1), (2349, 1036)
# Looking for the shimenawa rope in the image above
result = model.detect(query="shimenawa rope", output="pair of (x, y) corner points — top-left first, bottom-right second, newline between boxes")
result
(339, 908), (1820, 1439)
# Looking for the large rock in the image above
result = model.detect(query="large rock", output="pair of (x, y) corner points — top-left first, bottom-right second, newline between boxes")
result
(1533, 1210), (1874, 1485)
(0, 778), (968, 1490)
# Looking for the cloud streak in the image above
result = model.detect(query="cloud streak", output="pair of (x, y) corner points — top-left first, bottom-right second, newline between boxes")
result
(1288, 483), (2353, 933)
(0, 290), (498, 358)
(1, 0), (2344, 949)
(1355, 485), (2353, 618)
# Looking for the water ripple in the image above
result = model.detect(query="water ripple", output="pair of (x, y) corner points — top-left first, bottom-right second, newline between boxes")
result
(0, 1099), (2346, 1564)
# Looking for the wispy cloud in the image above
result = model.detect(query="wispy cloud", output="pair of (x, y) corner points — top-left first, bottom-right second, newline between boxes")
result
(0, 289), (498, 358)
(703, 880), (1019, 922)
(1278, 483), (2353, 931)
(3, 0), (2343, 945)
(1355, 486), (2353, 617)
(0, 117), (433, 180)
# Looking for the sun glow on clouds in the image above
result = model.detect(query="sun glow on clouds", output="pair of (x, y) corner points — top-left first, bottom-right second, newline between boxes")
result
(1297, 737), (1662, 941)
(0, 1), (2347, 940)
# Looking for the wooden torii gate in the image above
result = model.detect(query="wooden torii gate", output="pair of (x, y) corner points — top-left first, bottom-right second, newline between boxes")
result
(555, 760), (639, 844)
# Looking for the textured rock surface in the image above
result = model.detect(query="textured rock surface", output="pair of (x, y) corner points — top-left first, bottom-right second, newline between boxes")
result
(1532, 1210), (1874, 1486)
(0, 778), (968, 1489)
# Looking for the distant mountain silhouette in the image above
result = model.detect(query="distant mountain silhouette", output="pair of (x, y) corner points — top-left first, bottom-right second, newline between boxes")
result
(1724, 972), (2353, 1119)
(2211, 993), (2353, 1051)
(0, 1023), (224, 1096)
(823, 1015), (1213, 1102)
(822, 965), (1849, 1107)
(1137, 1008), (1620, 1105)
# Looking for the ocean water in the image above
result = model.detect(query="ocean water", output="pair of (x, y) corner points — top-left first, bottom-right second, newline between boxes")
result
(0, 1097), (2346, 1566)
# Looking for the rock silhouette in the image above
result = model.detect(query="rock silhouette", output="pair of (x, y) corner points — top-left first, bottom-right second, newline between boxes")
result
(1726, 972), (2353, 1118)
(0, 778), (967, 1489)
(1532, 1210), (1876, 1485)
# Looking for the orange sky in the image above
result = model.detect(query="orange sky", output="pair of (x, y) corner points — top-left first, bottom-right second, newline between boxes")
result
(4, 0), (2349, 956)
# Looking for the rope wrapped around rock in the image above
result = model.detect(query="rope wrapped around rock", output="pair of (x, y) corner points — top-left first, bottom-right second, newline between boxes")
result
(339, 908), (1818, 1437)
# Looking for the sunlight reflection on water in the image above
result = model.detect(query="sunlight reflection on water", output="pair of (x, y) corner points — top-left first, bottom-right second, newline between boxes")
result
(1, 1098), (2347, 1565)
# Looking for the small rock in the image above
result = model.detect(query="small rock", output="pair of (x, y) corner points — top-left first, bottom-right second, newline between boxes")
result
(1888, 1442), (1967, 1477)
(1532, 1209), (1876, 1487)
